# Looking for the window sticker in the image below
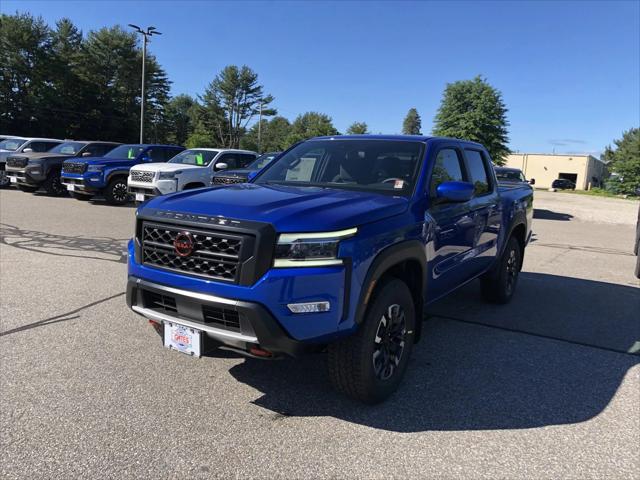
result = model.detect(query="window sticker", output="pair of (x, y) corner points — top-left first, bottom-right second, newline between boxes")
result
(394, 179), (404, 189)
(128, 148), (135, 159)
(195, 153), (204, 165)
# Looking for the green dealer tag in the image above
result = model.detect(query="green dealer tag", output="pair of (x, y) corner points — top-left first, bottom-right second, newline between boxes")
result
(127, 148), (134, 159)
(195, 153), (204, 165)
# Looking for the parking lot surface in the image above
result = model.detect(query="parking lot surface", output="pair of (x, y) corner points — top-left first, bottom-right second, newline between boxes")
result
(1, 188), (638, 479)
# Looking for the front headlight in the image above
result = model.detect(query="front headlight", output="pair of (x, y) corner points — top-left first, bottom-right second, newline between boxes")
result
(274, 228), (357, 267)
(87, 165), (104, 172)
(159, 171), (180, 180)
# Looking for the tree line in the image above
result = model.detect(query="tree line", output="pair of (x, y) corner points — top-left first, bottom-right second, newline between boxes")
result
(2, 12), (637, 183)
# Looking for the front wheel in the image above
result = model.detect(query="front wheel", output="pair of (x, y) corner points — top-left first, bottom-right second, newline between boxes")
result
(42, 171), (65, 196)
(480, 236), (522, 304)
(327, 278), (415, 404)
(104, 177), (130, 205)
(0, 169), (10, 188)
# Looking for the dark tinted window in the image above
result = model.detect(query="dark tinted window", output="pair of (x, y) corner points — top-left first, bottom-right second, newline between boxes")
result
(238, 154), (257, 167)
(216, 153), (239, 169)
(147, 148), (166, 162)
(165, 148), (182, 160)
(464, 149), (491, 195)
(83, 144), (113, 157)
(29, 141), (59, 152)
(430, 148), (465, 197)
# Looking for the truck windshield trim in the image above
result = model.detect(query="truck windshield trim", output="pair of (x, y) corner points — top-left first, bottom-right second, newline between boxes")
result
(254, 139), (425, 197)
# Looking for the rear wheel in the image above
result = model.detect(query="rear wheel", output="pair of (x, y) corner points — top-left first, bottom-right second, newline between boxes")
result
(71, 192), (92, 201)
(480, 236), (522, 304)
(18, 185), (38, 193)
(42, 171), (65, 196)
(104, 177), (130, 205)
(328, 278), (415, 404)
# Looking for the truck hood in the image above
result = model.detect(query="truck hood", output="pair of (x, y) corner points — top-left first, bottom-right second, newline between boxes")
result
(75, 157), (136, 167)
(132, 163), (204, 173)
(142, 183), (409, 232)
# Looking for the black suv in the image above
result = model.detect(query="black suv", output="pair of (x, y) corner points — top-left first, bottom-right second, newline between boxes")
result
(6, 141), (120, 195)
(551, 178), (576, 190)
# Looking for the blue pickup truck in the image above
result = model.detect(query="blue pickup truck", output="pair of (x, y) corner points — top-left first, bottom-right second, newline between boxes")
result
(126, 135), (533, 403)
(61, 144), (184, 204)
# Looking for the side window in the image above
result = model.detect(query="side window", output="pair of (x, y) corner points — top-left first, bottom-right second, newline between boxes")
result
(27, 142), (52, 152)
(430, 148), (465, 197)
(147, 149), (166, 162)
(84, 144), (108, 157)
(166, 148), (181, 161)
(216, 153), (238, 169)
(239, 154), (256, 168)
(464, 149), (491, 195)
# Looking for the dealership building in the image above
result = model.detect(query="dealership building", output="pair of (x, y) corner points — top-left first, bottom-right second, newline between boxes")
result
(504, 153), (606, 190)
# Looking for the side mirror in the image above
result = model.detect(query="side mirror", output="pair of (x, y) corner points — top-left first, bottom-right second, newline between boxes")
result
(215, 162), (228, 171)
(23, 148), (33, 153)
(529, 178), (536, 185)
(247, 170), (258, 181)
(82, 152), (92, 157)
(435, 181), (475, 203)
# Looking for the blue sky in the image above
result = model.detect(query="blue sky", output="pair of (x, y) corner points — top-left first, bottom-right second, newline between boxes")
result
(3, 0), (639, 155)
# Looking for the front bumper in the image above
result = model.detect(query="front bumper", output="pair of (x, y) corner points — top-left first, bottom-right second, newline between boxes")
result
(128, 179), (176, 200)
(61, 174), (102, 193)
(127, 276), (313, 357)
(6, 168), (43, 186)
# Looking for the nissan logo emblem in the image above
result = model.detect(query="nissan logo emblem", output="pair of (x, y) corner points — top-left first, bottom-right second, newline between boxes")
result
(173, 231), (195, 257)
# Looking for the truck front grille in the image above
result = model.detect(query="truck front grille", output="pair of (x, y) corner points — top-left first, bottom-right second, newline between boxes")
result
(6, 157), (28, 168)
(63, 162), (87, 174)
(141, 222), (246, 283)
(213, 176), (246, 185)
(131, 170), (154, 183)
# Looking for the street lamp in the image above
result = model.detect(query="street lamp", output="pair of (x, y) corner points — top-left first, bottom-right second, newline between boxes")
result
(128, 24), (162, 144)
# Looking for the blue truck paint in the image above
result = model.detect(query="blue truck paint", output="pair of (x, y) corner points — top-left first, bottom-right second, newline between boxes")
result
(126, 135), (533, 402)
(61, 144), (184, 204)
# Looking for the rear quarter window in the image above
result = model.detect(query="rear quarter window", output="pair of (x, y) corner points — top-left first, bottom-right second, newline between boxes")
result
(464, 149), (492, 195)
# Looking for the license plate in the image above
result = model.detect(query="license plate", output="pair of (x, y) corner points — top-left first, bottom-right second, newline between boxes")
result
(135, 193), (145, 201)
(10, 177), (16, 183)
(67, 184), (75, 191)
(164, 322), (201, 357)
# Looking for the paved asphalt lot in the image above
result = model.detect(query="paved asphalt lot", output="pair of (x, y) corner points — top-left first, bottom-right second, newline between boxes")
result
(1, 188), (638, 479)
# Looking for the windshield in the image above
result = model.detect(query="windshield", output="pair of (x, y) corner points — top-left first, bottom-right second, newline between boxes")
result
(104, 145), (145, 160)
(495, 169), (526, 182)
(248, 153), (279, 170)
(255, 140), (425, 196)
(168, 149), (219, 166)
(49, 141), (86, 155)
(0, 138), (27, 151)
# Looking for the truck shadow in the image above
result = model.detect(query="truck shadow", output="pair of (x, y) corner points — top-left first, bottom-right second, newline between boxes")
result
(533, 208), (573, 221)
(0, 223), (128, 264)
(227, 273), (639, 432)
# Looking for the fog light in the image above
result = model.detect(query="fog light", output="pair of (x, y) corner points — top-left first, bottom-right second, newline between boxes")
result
(287, 301), (330, 314)
(30, 169), (41, 174)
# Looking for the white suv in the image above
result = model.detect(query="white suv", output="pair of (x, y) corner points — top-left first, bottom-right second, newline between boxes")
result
(127, 148), (257, 201)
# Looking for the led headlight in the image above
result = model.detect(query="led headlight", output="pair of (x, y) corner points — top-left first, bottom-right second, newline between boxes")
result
(159, 171), (180, 180)
(87, 165), (104, 172)
(274, 228), (357, 267)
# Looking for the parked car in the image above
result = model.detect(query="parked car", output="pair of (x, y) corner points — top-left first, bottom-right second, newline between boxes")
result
(494, 166), (535, 186)
(128, 148), (257, 202)
(550, 178), (576, 191)
(61, 144), (184, 205)
(211, 151), (281, 185)
(6, 141), (120, 195)
(126, 135), (533, 403)
(0, 137), (64, 188)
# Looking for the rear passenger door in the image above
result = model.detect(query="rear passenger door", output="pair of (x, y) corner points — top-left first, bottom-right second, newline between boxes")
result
(425, 144), (477, 300)
(463, 148), (501, 274)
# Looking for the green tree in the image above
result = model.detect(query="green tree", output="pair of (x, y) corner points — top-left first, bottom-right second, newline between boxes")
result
(402, 108), (421, 135)
(287, 112), (338, 144)
(346, 121), (369, 135)
(200, 65), (275, 148)
(432, 76), (510, 165)
(163, 94), (197, 145)
(605, 128), (640, 195)
(241, 116), (292, 152)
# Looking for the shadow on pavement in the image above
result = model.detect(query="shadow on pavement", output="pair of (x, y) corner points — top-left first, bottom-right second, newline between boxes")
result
(0, 223), (128, 263)
(534, 209), (573, 221)
(226, 273), (639, 432)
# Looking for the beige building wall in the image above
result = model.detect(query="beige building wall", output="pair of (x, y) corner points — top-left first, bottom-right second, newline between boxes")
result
(505, 153), (604, 190)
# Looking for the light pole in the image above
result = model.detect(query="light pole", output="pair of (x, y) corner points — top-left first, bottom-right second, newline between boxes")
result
(128, 24), (162, 144)
(257, 100), (263, 153)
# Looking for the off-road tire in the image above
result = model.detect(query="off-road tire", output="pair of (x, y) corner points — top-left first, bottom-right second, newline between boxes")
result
(480, 236), (522, 304)
(42, 171), (65, 196)
(327, 278), (416, 404)
(104, 177), (130, 205)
